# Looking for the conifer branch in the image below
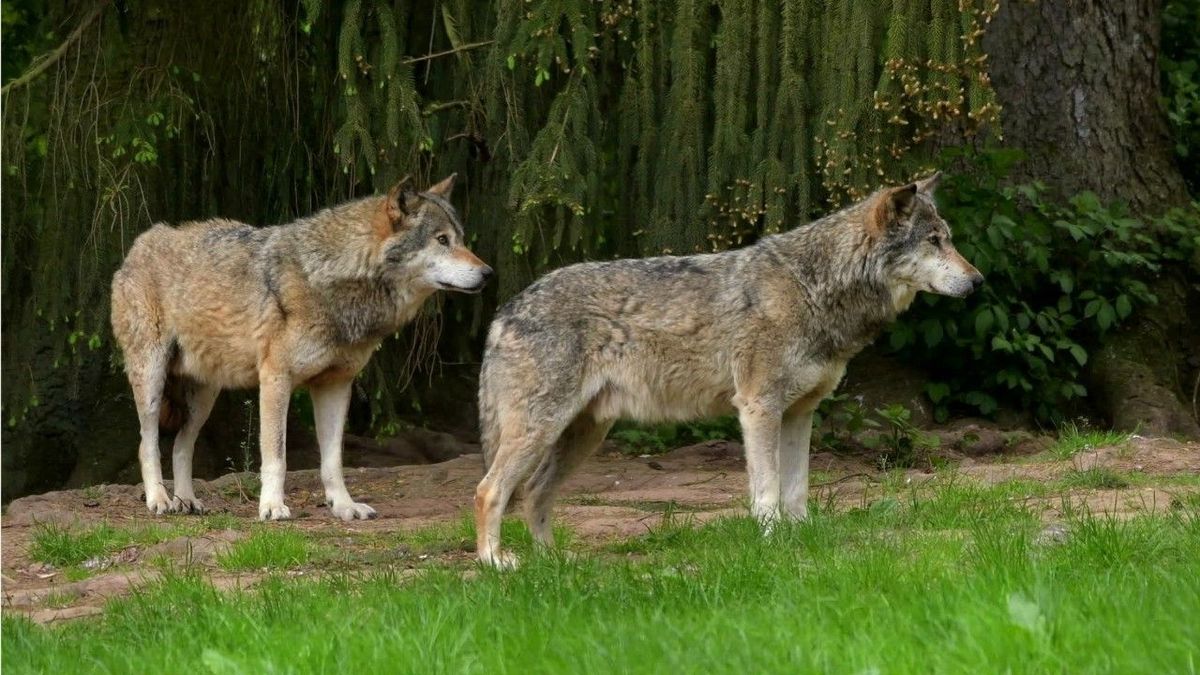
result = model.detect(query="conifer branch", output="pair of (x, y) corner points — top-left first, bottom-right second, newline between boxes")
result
(2, 1), (110, 96)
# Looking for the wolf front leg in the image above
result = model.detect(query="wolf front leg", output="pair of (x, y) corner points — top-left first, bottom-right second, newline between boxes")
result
(310, 379), (377, 521)
(257, 368), (293, 521)
(737, 398), (783, 530)
(780, 406), (814, 520)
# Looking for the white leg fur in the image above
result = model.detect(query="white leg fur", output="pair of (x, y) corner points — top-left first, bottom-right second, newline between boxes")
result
(310, 380), (376, 521)
(780, 410), (814, 520)
(257, 371), (292, 521)
(738, 403), (782, 529)
(133, 352), (172, 515)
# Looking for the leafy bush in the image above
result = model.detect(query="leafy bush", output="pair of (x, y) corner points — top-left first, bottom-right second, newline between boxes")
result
(609, 417), (742, 455)
(887, 149), (1200, 422)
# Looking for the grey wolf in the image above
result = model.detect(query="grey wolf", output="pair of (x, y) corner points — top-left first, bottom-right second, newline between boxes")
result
(111, 174), (491, 521)
(474, 173), (981, 567)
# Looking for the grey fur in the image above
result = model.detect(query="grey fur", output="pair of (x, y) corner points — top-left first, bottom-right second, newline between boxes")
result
(473, 174), (982, 568)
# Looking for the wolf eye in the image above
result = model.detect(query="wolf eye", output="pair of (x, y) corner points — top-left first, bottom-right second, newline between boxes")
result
(928, 235), (942, 247)
(436, 234), (450, 246)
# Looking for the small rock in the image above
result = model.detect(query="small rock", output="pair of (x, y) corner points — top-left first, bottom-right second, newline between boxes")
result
(647, 461), (664, 471)
(1035, 523), (1070, 546)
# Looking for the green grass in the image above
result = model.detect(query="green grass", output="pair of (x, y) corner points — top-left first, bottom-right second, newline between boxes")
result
(6, 482), (1199, 674)
(215, 529), (315, 571)
(1048, 421), (1131, 460)
(1059, 467), (1133, 490)
(28, 522), (196, 568)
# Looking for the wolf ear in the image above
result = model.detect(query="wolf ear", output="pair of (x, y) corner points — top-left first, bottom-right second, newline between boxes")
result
(868, 183), (918, 238)
(889, 182), (919, 216)
(916, 171), (942, 194)
(386, 175), (419, 225)
(426, 173), (457, 199)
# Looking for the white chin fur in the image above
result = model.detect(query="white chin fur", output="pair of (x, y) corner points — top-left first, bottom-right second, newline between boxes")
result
(428, 265), (485, 292)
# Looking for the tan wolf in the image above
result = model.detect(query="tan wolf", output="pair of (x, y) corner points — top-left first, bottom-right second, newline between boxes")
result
(111, 174), (491, 521)
(474, 173), (981, 567)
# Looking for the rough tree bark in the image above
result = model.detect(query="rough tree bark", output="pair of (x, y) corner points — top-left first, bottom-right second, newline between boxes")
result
(983, 0), (1200, 438)
(984, 0), (1190, 210)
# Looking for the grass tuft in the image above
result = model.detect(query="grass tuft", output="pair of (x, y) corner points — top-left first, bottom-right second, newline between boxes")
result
(215, 529), (313, 571)
(28, 522), (186, 568)
(1048, 421), (1130, 459)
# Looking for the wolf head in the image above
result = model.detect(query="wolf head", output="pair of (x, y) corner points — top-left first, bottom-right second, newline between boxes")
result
(380, 174), (493, 293)
(869, 172), (983, 303)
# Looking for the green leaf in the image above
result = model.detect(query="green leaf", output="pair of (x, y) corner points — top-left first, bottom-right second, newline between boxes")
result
(974, 309), (994, 335)
(926, 382), (951, 404)
(1115, 294), (1132, 319)
(922, 319), (944, 348)
(1069, 344), (1088, 366)
(1097, 303), (1116, 330)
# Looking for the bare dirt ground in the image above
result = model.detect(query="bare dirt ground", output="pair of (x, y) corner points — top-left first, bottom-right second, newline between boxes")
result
(3, 436), (1197, 624)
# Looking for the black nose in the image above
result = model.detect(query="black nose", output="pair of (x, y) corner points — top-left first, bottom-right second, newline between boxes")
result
(481, 266), (494, 281)
(970, 273), (984, 292)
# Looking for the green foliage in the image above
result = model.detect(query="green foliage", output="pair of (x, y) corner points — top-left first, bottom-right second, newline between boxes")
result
(609, 416), (741, 455)
(1162, 0), (1200, 194)
(815, 397), (940, 468)
(862, 403), (941, 470)
(887, 148), (1200, 422)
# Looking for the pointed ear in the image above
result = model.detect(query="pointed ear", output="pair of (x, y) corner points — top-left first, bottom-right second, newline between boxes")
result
(386, 175), (419, 225)
(889, 182), (918, 216)
(916, 171), (943, 194)
(425, 173), (457, 199)
(868, 183), (918, 238)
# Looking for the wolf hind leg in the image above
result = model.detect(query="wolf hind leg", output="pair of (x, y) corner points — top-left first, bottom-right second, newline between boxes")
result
(127, 343), (174, 515)
(169, 380), (220, 514)
(524, 409), (614, 548)
(475, 402), (584, 569)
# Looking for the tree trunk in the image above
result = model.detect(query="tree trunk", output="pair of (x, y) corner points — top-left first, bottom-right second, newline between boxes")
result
(984, 0), (1199, 437)
(984, 0), (1189, 211)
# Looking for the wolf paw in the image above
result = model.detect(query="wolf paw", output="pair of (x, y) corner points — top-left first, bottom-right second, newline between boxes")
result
(171, 495), (207, 515)
(330, 501), (377, 522)
(755, 510), (781, 535)
(479, 550), (520, 570)
(145, 485), (173, 515)
(258, 501), (292, 521)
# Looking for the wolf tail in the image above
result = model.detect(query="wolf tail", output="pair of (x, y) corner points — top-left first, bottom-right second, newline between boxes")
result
(478, 360), (501, 473)
(477, 322), (507, 473)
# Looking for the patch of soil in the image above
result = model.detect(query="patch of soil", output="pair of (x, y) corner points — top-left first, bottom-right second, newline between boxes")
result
(3, 435), (1197, 623)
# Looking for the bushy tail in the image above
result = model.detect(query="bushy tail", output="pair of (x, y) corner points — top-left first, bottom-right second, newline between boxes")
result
(478, 357), (501, 473)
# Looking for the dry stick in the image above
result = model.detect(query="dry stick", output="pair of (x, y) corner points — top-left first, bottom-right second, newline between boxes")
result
(1192, 370), (1199, 425)
(403, 39), (495, 66)
(1, 1), (111, 96)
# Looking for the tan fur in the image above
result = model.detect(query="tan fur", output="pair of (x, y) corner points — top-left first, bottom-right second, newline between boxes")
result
(111, 174), (491, 521)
